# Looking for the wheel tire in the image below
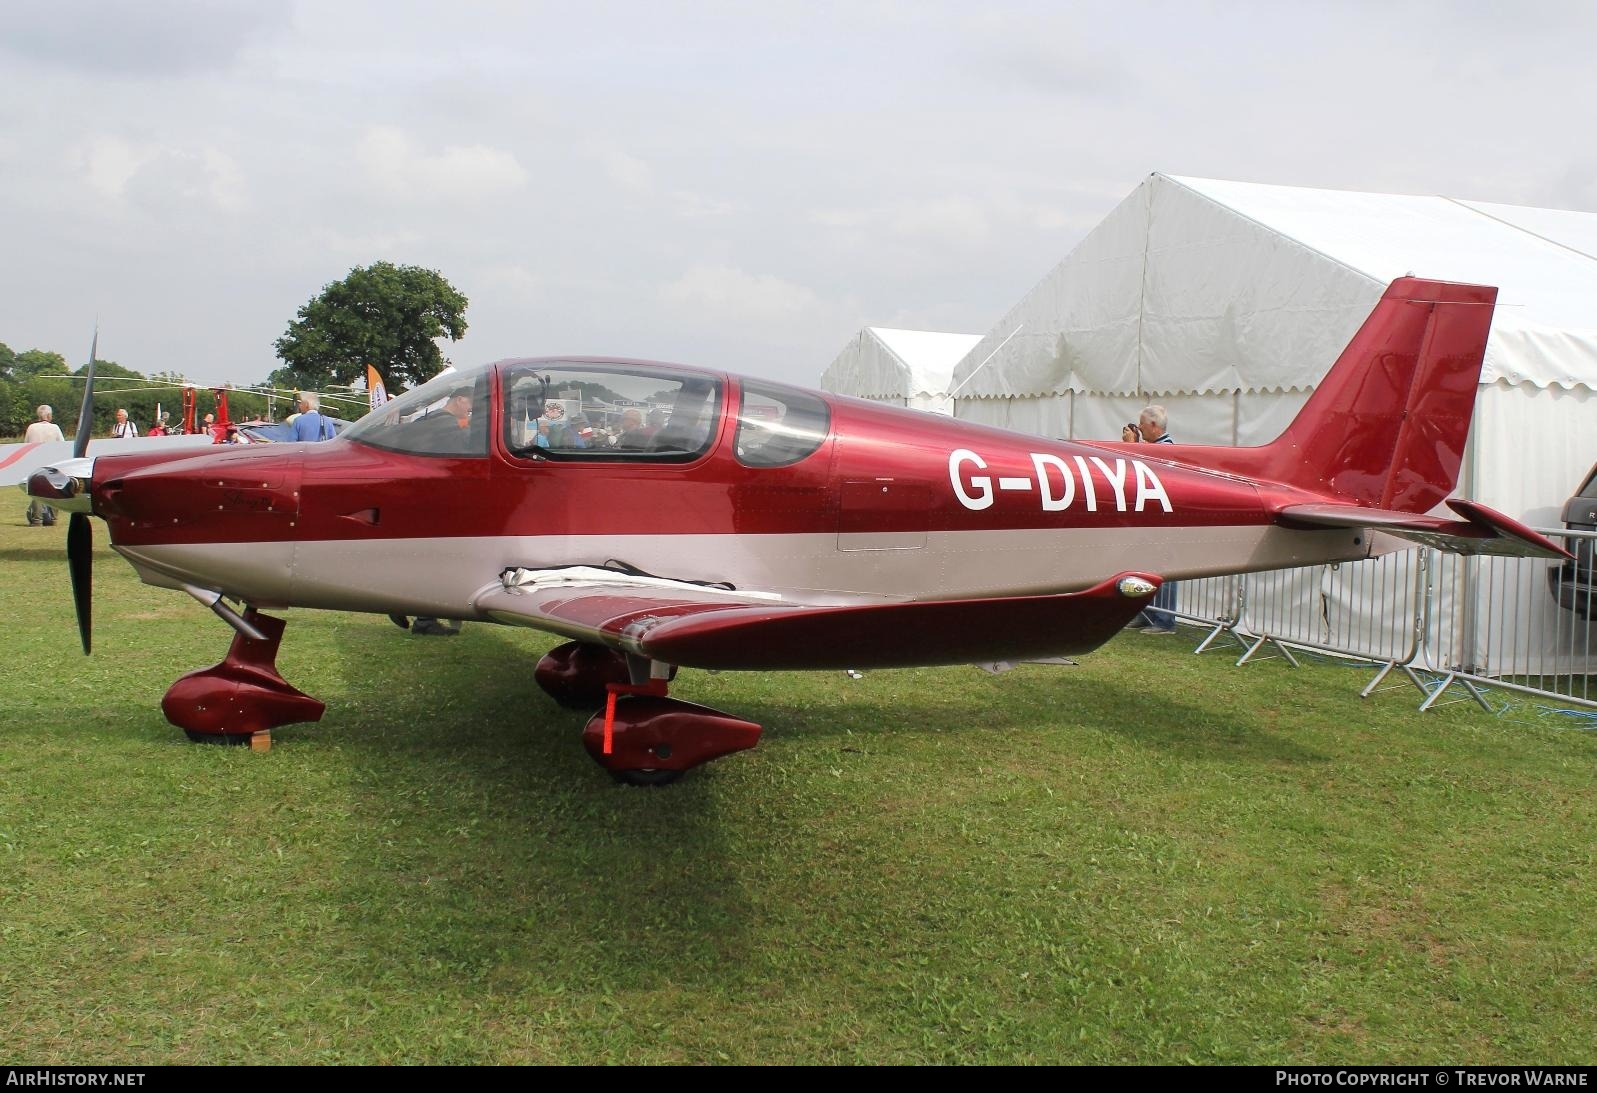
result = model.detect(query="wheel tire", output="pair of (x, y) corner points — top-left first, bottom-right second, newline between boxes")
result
(610, 768), (683, 787)
(184, 730), (252, 746)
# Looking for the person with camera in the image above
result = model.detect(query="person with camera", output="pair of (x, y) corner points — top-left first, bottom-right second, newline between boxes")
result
(1123, 405), (1177, 633)
(1122, 405), (1173, 445)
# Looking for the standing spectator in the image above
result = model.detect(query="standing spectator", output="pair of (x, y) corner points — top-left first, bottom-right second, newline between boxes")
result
(110, 408), (139, 438)
(146, 414), (170, 436)
(291, 392), (334, 442)
(24, 405), (65, 526)
(1124, 405), (1178, 634)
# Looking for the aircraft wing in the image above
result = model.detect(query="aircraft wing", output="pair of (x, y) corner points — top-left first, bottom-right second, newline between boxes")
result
(1277, 499), (1572, 560)
(476, 565), (1161, 671)
(0, 435), (214, 487)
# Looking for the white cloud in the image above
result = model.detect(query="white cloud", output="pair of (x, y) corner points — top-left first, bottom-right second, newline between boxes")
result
(77, 136), (247, 212)
(887, 198), (992, 250)
(355, 126), (528, 203)
(300, 228), (423, 261)
(810, 208), (869, 229)
(196, 148), (247, 211)
(661, 264), (823, 325)
(669, 191), (739, 221)
(81, 136), (150, 200)
(586, 140), (654, 195)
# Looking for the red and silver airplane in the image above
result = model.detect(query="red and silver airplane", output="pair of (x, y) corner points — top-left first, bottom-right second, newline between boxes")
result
(26, 277), (1569, 784)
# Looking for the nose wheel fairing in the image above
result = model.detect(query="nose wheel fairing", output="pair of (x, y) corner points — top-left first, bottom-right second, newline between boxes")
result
(162, 608), (325, 738)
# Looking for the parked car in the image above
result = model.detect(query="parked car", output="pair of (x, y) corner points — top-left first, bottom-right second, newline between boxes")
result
(1547, 461), (1597, 619)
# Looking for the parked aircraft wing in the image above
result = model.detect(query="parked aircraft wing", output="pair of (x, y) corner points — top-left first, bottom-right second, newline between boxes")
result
(477, 565), (1163, 671)
(1, 434), (213, 488)
(1277, 500), (1571, 560)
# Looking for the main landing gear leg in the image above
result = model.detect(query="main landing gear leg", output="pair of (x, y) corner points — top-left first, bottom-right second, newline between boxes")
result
(534, 641), (762, 785)
(162, 608), (326, 744)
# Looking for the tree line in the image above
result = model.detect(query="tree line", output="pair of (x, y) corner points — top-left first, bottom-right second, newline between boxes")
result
(0, 348), (272, 439)
(2, 262), (467, 440)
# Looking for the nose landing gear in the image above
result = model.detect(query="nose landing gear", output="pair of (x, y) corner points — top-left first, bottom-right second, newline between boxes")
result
(162, 608), (325, 742)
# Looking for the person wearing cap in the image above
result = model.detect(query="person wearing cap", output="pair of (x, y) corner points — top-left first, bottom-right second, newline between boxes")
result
(406, 383), (477, 453)
(444, 387), (474, 426)
(567, 414), (595, 449)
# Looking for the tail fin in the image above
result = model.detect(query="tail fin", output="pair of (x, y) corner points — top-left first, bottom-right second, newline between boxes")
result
(1174, 277), (1497, 514)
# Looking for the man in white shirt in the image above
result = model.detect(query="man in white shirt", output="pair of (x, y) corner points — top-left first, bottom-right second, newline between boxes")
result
(24, 405), (65, 526)
(110, 408), (139, 438)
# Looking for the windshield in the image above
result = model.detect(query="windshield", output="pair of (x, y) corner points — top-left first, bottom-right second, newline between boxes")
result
(502, 361), (721, 462)
(343, 367), (492, 457)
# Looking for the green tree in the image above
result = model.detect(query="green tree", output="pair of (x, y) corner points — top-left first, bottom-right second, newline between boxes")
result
(274, 262), (468, 393)
(79, 360), (140, 381)
(14, 349), (70, 378)
(0, 378), (24, 436)
(0, 341), (15, 382)
(38, 359), (145, 436)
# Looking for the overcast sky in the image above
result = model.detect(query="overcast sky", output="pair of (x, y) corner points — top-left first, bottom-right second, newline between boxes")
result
(2, 0), (1594, 390)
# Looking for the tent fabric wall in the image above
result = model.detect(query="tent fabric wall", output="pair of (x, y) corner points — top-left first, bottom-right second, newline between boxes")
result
(953, 393), (1072, 439)
(952, 389), (1310, 446)
(1137, 179), (1384, 396)
(946, 173), (1597, 676)
(1471, 382), (1595, 521)
(822, 327), (981, 416)
(950, 189), (1150, 400)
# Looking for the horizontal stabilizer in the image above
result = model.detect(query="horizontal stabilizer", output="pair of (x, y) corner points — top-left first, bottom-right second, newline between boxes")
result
(1278, 500), (1571, 560)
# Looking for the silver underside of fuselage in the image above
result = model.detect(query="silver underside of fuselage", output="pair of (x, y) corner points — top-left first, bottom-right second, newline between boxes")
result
(115, 523), (1367, 620)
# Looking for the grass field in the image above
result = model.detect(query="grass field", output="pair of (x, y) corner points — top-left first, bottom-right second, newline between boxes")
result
(1, 517), (1594, 1064)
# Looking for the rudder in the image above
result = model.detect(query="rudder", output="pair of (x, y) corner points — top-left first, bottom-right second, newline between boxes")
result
(1166, 277), (1497, 514)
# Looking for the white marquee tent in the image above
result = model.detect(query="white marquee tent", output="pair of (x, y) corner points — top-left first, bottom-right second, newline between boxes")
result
(947, 174), (1597, 671)
(822, 327), (982, 415)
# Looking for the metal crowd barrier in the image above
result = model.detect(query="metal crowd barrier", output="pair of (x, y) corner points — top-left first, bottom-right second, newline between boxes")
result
(1420, 528), (1596, 711)
(1168, 528), (1597, 714)
(1171, 575), (1243, 655)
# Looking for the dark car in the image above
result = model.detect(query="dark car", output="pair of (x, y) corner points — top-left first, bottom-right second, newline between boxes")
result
(1547, 461), (1597, 619)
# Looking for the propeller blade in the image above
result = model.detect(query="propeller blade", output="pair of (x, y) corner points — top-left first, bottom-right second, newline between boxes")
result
(68, 512), (93, 655)
(73, 330), (98, 460)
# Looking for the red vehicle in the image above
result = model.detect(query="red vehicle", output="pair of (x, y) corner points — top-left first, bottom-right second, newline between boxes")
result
(27, 278), (1569, 784)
